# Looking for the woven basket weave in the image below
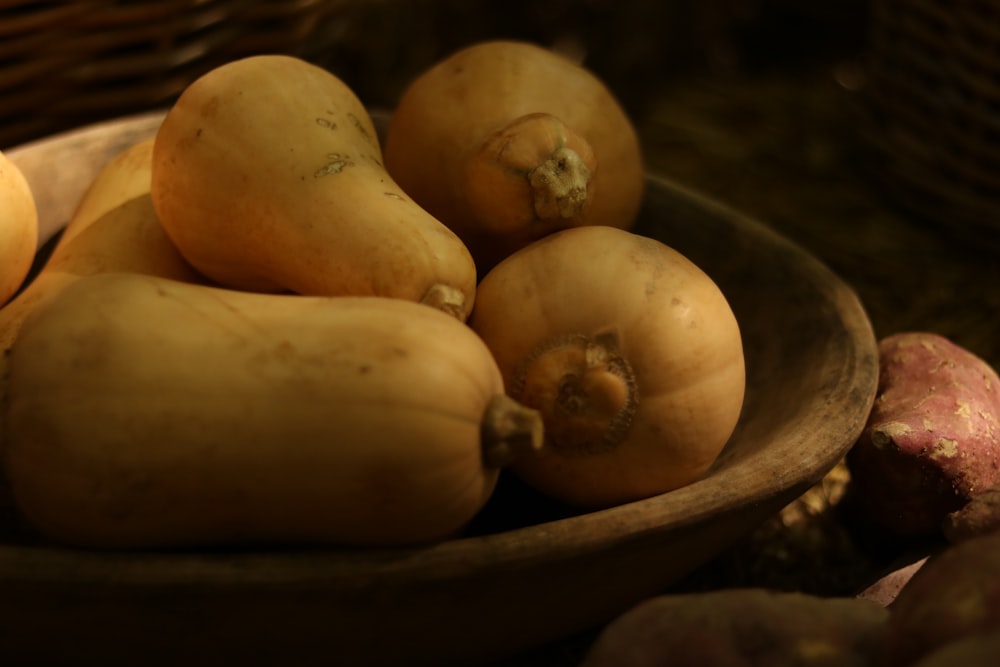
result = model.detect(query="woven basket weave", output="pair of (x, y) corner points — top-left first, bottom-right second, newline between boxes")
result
(0, 0), (360, 149)
(864, 0), (1000, 248)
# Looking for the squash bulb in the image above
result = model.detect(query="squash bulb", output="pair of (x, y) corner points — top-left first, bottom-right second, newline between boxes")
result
(384, 40), (644, 274)
(470, 226), (746, 509)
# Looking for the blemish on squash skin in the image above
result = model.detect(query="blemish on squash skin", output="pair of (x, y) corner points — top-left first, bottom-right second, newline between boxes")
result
(347, 112), (373, 145)
(314, 153), (353, 178)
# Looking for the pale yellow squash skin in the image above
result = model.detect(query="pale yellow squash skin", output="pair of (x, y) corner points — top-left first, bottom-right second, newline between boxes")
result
(470, 226), (746, 509)
(2, 273), (540, 549)
(152, 54), (477, 319)
(0, 149), (38, 307)
(383, 40), (645, 273)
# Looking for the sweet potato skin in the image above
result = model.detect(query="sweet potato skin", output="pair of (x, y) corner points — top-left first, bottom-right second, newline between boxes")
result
(878, 532), (1000, 667)
(909, 633), (1000, 667)
(847, 332), (1000, 537)
(579, 588), (888, 667)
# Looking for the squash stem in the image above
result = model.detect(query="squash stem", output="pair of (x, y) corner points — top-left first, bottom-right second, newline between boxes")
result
(528, 145), (591, 220)
(420, 283), (468, 321)
(480, 394), (545, 468)
(513, 331), (637, 456)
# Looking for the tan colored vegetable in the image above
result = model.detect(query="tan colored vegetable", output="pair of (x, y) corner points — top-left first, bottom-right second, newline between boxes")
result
(846, 332), (1000, 538)
(2, 272), (542, 549)
(384, 40), (644, 273)
(909, 633), (1000, 667)
(0, 194), (202, 356)
(469, 225), (745, 508)
(58, 137), (155, 247)
(878, 531), (1000, 667)
(152, 54), (476, 320)
(580, 588), (889, 667)
(0, 149), (38, 307)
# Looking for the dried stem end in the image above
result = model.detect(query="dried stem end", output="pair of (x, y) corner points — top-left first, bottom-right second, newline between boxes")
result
(528, 145), (591, 220)
(420, 283), (468, 321)
(513, 330), (637, 456)
(480, 394), (545, 468)
(463, 113), (596, 235)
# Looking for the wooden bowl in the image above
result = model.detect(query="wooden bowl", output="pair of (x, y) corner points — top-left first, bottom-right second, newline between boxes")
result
(1, 113), (878, 667)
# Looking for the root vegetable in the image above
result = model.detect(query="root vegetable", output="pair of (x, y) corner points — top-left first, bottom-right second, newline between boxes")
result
(580, 588), (889, 667)
(846, 332), (1000, 538)
(878, 531), (1000, 667)
(944, 483), (1000, 543)
(909, 633), (1000, 667)
(469, 225), (745, 508)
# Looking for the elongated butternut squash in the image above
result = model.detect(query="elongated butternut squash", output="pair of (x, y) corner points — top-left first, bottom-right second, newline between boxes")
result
(152, 54), (477, 319)
(2, 273), (542, 549)
(469, 226), (745, 508)
(384, 40), (645, 273)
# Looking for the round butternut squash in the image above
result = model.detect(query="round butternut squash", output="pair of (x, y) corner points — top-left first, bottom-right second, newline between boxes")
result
(469, 225), (745, 508)
(152, 54), (477, 320)
(383, 40), (645, 273)
(2, 272), (542, 549)
(0, 149), (38, 307)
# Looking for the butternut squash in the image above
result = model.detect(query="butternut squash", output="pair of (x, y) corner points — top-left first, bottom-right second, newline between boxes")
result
(0, 194), (203, 516)
(0, 194), (202, 357)
(151, 54), (477, 320)
(58, 136), (155, 247)
(469, 226), (745, 508)
(0, 149), (38, 307)
(1, 272), (542, 549)
(383, 40), (645, 273)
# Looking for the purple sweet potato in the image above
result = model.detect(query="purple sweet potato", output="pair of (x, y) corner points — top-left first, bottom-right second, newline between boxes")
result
(579, 588), (888, 667)
(909, 632), (1000, 667)
(879, 531), (1000, 667)
(847, 332), (1000, 537)
(855, 556), (930, 608)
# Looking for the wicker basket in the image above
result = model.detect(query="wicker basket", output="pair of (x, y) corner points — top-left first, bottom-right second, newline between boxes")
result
(0, 0), (364, 149)
(863, 0), (1000, 249)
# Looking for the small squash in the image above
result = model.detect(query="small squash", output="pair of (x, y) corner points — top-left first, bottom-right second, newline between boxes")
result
(383, 40), (644, 272)
(0, 194), (202, 356)
(152, 54), (477, 319)
(0, 149), (38, 307)
(2, 272), (542, 549)
(58, 136), (155, 248)
(469, 225), (745, 508)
